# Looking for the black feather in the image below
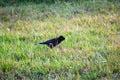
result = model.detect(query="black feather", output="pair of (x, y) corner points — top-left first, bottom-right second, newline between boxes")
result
(39, 35), (65, 48)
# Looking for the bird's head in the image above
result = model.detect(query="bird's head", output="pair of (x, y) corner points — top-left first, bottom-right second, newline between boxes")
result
(59, 36), (65, 41)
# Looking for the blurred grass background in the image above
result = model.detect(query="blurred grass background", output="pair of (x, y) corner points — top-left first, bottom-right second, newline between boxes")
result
(0, 0), (120, 80)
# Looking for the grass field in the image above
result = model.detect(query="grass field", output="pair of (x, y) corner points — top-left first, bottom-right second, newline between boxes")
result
(0, 0), (120, 80)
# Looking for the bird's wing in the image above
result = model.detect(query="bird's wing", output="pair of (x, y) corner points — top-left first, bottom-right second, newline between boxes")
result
(45, 38), (57, 44)
(39, 38), (56, 44)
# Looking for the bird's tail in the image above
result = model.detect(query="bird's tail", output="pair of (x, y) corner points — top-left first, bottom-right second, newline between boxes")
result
(39, 42), (46, 44)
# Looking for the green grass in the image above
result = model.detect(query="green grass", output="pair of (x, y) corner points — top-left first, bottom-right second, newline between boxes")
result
(0, 0), (120, 80)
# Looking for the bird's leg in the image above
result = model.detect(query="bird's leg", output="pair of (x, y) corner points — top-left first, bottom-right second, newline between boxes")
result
(47, 43), (54, 48)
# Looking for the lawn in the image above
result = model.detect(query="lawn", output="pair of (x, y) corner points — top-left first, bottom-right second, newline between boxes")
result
(0, 0), (120, 80)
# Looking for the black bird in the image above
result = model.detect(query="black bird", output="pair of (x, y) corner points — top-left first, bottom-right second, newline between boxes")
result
(39, 36), (65, 48)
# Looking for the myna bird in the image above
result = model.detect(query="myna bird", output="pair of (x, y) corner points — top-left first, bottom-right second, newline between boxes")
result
(39, 35), (65, 48)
